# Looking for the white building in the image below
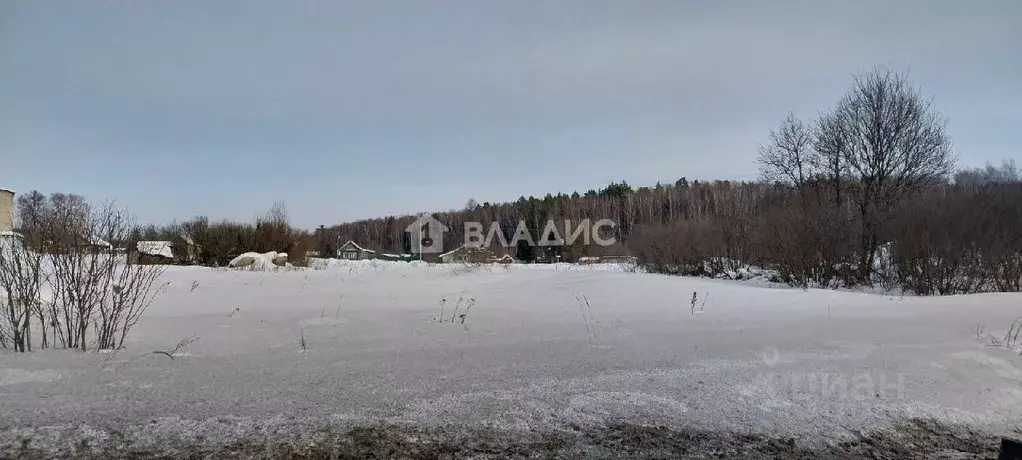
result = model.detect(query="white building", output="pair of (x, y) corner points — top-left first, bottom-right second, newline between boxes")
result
(0, 188), (14, 233)
(0, 188), (24, 256)
(137, 241), (174, 259)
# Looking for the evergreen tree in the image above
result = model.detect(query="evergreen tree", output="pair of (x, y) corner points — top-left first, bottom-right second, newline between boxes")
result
(515, 239), (534, 262)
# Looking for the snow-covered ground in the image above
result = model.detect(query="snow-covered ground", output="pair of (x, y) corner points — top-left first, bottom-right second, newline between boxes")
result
(3, 260), (1022, 456)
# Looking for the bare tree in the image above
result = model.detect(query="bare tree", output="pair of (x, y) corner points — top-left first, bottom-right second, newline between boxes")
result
(262, 201), (288, 226)
(954, 159), (1019, 186)
(757, 112), (815, 200)
(821, 68), (955, 282)
(813, 112), (851, 208)
(15, 190), (49, 250)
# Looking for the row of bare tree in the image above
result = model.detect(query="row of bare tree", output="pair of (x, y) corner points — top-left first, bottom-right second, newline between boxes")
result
(0, 193), (165, 352)
(631, 180), (1022, 294)
(131, 202), (311, 267)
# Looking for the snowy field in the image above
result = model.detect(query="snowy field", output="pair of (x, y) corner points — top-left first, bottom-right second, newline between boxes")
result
(3, 260), (1022, 457)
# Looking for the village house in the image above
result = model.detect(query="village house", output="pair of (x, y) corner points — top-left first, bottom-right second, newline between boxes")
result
(439, 244), (495, 264)
(377, 253), (415, 262)
(598, 255), (638, 264)
(178, 234), (199, 263)
(134, 240), (175, 264)
(575, 255), (637, 265)
(336, 240), (376, 260)
(86, 238), (113, 254)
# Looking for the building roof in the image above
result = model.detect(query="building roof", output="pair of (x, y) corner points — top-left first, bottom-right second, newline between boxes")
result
(137, 240), (174, 258)
(438, 246), (465, 259)
(339, 240), (375, 253)
(90, 238), (113, 249)
(0, 188), (14, 195)
(438, 243), (482, 259)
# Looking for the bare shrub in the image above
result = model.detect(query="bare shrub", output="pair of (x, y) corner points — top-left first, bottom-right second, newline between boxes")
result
(435, 297), (446, 322)
(0, 234), (46, 351)
(622, 175), (1017, 296)
(458, 298), (475, 324)
(1004, 318), (1022, 352)
(976, 184), (1022, 292)
(432, 294), (477, 325)
(633, 219), (718, 277)
(757, 188), (857, 289)
(95, 260), (167, 350)
(448, 262), (495, 275)
(890, 188), (987, 295)
(146, 334), (202, 360)
(574, 294), (597, 345)
(5, 193), (167, 352)
(888, 184), (1022, 295)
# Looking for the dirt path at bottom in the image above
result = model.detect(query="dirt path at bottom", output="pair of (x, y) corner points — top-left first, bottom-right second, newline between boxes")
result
(3, 418), (1016, 459)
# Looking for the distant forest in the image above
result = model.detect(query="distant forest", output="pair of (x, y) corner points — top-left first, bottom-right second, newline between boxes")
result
(321, 177), (762, 260)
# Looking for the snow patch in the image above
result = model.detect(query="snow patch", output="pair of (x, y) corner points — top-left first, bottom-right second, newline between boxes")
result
(137, 241), (173, 258)
(0, 368), (62, 386)
(229, 251), (288, 269)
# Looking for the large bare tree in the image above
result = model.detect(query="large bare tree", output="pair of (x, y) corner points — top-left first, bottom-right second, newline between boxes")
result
(822, 67), (955, 282)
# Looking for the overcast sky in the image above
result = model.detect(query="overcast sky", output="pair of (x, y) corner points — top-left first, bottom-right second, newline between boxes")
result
(1, 1), (1019, 228)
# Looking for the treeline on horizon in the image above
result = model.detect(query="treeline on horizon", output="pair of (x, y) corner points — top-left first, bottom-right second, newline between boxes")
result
(13, 196), (312, 268)
(323, 169), (1021, 291)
